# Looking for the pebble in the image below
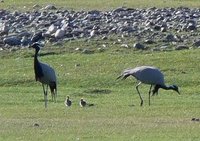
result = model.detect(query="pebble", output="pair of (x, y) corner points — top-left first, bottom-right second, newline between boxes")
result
(133, 42), (145, 50)
(175, 45), (189, 50)
(0, 6), (200, 52)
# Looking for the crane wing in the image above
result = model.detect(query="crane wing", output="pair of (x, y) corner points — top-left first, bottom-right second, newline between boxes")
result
(133, 66), (165, 85)
(39, 62), (57, 84)
(117, 66), (165, 86)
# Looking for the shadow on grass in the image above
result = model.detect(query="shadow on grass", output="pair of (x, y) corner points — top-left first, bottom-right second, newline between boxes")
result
(84, 88), (112, 95)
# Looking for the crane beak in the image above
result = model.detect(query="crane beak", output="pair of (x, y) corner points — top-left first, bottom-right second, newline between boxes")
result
(116, 75), (122, 80)
(176, 89), (180, 95)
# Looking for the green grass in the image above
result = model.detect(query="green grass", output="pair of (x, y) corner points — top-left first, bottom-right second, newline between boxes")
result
(1, 42), (200, 140)
(1, 0), (200, 140)
(1, 0), (200, 11)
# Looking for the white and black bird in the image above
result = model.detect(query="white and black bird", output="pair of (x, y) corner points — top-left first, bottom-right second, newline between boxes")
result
(117, 66), (180, 106)
(30, 42), (57, 108)
(79, 98), (94, 107)
(65, 96), (72, 107)
(79, 98), (87, 107)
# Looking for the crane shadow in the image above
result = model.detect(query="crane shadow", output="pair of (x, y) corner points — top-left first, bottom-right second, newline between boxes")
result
(84, 88), (112, 95)
(128, 104), (135, 107)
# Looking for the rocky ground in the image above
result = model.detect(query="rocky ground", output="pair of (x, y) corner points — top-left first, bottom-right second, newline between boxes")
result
(1, 5), (200, 52)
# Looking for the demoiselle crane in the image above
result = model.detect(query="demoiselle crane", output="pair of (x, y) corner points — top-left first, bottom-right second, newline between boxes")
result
(30, 42), (57, 108)
(117, 66), (180, 106)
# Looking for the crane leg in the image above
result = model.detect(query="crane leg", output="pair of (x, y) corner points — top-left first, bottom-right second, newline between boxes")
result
(136, 82), (143, 106)
(148, 85), (153, 106)
(51, 91), (54, 102)
(54, 88), (57, 103)
(52, 90), (56, 103)
(50, 82), (57, 103)
(42, 84), (48, 108)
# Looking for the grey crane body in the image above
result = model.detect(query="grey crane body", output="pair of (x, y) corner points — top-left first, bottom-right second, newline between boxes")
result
(126, 66), (165, 86)
(117, 66), (180, 106)
(31, 43), (57, 108)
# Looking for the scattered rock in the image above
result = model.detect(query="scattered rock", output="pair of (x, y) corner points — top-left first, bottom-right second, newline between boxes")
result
(121, 44), (129, 48)
(3, 36), (21, 46)
(175, 45), (189, 50)
(164, 34), (176, 42)
(43, 4), (57, 10)
(33, 4), (40, 9)
(0, 7), (200, 52)
(151, 47), (161, 52)
(54, 29), (65, 39)
(193, 39), (200, 47)
(133, 42), (145, 50)
(97, 47), (105, 52)
(144, 39), (155, 44)
(82, 48), (94, 54)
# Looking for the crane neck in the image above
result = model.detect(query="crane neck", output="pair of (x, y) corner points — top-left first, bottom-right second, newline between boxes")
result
(33, 48), (43, 80)
(152, 84), (179, 95)
(34, 49), (39, 67)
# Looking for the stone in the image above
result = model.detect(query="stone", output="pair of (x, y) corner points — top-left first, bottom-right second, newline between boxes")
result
(133, 42), (145, 50)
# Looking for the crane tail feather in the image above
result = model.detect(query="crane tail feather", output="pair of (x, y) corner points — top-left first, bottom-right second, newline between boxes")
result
(50, 82), (57, 102)
(117, 69), (133, 80)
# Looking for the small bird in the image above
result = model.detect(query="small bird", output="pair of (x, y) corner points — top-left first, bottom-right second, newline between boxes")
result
(30, 42), (57, 108)
(79, 98), (87, 107)
(65, 96), (72, 107)
(117, 66), (180, 106)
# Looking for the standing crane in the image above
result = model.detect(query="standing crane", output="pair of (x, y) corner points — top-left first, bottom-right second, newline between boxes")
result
(117, 66), (180, 106)
(30, 42), (57, 108)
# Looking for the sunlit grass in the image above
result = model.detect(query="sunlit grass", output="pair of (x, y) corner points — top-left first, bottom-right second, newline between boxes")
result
(1, 0), (200, 140)
(1, 0), (200, 11)
(1, 42), (200, 140)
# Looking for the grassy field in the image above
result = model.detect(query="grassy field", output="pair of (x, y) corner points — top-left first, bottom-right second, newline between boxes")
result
(1, 0), (200, 11)
(1, 41), (200, 140)
(1, 0), (200, 141)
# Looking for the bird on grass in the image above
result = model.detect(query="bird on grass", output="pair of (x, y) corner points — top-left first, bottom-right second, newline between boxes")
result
(79, 98), (94, 107)
(65, 96), (72, 107)
(79, 98), (87, 107)
(117, 66), (180, 106)
(30, 42), (57, 108)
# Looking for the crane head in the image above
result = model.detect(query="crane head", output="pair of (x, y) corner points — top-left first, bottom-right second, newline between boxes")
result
(29, 42), (42, 52)
(171, 85), (180, 94)
(30, 42), (45, 49)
